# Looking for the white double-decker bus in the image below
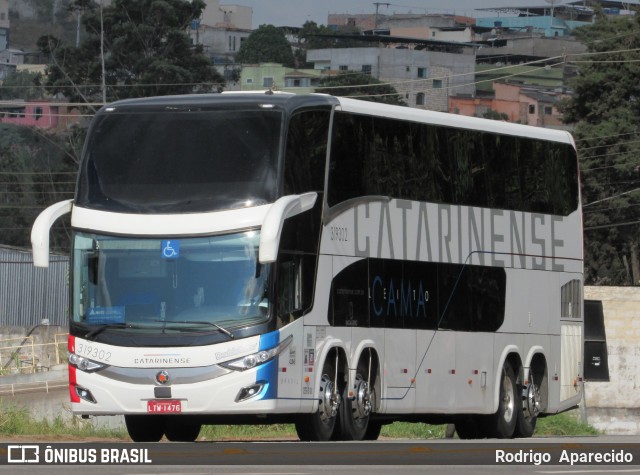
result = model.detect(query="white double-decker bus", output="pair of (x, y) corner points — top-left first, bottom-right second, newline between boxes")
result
(32, 92), (583, 442)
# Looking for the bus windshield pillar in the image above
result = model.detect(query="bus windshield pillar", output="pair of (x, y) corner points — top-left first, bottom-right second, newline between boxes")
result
(31, 199), (73, 268)
(259, 192), (317, 263)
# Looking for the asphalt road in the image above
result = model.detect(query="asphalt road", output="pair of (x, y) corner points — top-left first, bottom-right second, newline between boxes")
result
(2, 436), (640, 475)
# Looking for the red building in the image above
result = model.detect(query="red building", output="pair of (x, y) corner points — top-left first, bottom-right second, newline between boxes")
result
(0, 101), (58, 129)
(450, 82), (568, 128)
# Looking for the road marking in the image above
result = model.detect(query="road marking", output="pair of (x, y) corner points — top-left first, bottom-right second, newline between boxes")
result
(537, 470), (640, 474)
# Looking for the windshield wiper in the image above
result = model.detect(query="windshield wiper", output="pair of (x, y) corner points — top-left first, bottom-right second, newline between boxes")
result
(155, 320), (235, 340)
(84, 322), (145, 340)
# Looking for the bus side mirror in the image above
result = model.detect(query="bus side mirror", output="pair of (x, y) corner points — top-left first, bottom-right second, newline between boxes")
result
(31, 199), (73, 268)
(259, 192), (317, 264)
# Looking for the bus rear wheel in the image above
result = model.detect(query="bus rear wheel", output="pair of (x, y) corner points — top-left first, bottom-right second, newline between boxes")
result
(339, 373), (376, 440)
(515, 378), (541, 437)
(124, 415), (165, 442)
(487, 362), (518, 438)
(295, 358), (341, 441)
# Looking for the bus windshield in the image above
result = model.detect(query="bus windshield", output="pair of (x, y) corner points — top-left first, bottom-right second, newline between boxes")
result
(72, 231), (270, 334)
(75, 108), (282, 213)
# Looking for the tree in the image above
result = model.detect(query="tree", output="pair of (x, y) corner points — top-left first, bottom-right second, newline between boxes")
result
(560, 13), (640, 285)
(235, 25), (295, 67)
(315, 73), (406, 106)
(295, 21), (365, 67)
(0, 71), (44, 100)
(0, 125), (77, 252)
(38, 0), (224, 106)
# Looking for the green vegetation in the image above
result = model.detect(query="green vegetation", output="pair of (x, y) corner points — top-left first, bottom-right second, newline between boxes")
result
(316, 72), (406, 106)
(380, 422), (448, 439)
(38, 0), (224, 104)
(0, 404), (128, 440)
(561, 13), (640, 285)
(474, 63), (565, 93)
(235, 25), (295, 67)
(199, 424), (297, 440)
(0, 403), (598, 440)
(0, 123), (78, 252)
(536, 410), (601, 437)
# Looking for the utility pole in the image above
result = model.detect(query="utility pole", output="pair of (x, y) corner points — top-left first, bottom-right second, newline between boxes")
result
(373, 2), (390, 30)
(100, 0), (106, 104)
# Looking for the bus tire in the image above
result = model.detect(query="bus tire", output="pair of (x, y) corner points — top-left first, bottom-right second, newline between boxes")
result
(124, 415), (165, 442)
(454, 415), (487, 439)
(363, 420), (383, 440)
(295, 358), (340, 441)
(339, 372), (375, 440)
(164, 418), (201, 442)
(515, 376), (542, 438)
(488, 362), (518, 438)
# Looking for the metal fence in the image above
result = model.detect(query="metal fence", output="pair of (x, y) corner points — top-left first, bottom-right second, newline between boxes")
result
(0, 246), (69, 327)
(0, 332), (68, 375)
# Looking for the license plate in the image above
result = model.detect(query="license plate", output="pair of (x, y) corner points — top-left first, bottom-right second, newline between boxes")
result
(147, 400), (182, 413)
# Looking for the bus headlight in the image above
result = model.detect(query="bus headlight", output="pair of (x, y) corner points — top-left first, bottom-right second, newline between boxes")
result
(220, 335), (292, 371)
(68, 352), (107, 373)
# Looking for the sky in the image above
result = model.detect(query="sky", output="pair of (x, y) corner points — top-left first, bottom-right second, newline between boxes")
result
(231, 1), (582, 28)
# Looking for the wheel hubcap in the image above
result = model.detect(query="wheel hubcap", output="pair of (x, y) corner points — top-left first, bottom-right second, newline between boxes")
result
(503, 375), (515, 422)
(523, 382), (541, 420)
(319, 374), (340, 422)
(354, 376), (373, 420)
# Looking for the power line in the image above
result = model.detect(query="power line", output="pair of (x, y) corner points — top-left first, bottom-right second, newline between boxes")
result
(579, 149), (640, 160)
(0, 172), (76, 175)
(0, 182), (76, 185)
(584, 219), (640, 231)
(578, 138), (640, 151)
(584, 202), (640, 214)
(582, 187), (640, 208)
(575, 131), (639, 143)
(2, 45), (640, 103)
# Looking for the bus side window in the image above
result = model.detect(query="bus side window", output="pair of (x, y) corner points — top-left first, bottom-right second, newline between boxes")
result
(277, 258), (302, 325)
(283, 109), (330, 195)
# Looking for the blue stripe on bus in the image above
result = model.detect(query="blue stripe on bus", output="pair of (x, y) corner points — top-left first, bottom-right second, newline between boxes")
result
(256, 331), (280, 400)
(259, 330), (280, 351)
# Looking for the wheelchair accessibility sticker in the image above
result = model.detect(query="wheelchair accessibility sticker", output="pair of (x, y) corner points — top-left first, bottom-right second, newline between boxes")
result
(161, 240), (179, 259)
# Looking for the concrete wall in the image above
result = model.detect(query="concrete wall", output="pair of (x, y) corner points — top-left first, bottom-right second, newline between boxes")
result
(476, 36), (587, 60)
(0, 325), (67, 374)
(201, 0), (252, 30)
(0, 366), (124, 430)
(584, 286), (640, 435)
(307, 46), (475, 111)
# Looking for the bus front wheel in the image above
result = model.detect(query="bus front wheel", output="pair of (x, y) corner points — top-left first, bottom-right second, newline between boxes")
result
(295, 358), (341, 441)
(124, 415), (165, 442)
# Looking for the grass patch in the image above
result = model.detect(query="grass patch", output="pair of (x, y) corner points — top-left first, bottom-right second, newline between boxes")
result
(0, 404), (128, 440)
(535, 410), (601, 436)
(381, 422), (447, 439)
(197, 422), (448, 440)
(199, 424), (297, 440)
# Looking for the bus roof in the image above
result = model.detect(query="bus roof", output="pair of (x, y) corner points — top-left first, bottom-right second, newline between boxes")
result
(334, 96), (575, 146)
(98, 92), (574, 146)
